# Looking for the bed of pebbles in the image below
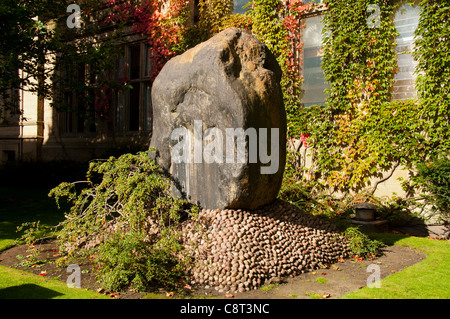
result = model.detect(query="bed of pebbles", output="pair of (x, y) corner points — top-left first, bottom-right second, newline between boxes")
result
(182, 200), (351, 293)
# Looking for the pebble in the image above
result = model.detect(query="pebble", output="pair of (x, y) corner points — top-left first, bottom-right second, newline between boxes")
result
(181, 200), (350, 292)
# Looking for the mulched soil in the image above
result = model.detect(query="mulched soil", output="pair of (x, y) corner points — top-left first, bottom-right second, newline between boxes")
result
(0, 238), (426, 299)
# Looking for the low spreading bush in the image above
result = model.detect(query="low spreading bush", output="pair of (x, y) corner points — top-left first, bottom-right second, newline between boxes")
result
(49, 151), (198, 292)
(343, 227), (385, 258)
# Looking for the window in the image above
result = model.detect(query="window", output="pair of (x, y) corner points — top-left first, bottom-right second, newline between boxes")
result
(0, 69), (20, 123)
(301, 15), (329, 107)
(114, 42), (153, 133)
(233, 0), (250, 14)
(61, 63), (97, 135)
(299, 3), (419, 106)
(193, 0), (200, 23)
(393, 3), (420, 101)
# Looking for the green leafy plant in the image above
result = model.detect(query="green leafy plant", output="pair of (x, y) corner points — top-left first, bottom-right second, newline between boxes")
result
(95, 231), (186, 292)
(250, 0), (313, 136)
(49, 151), (199, 292)
(375, 195), (425, 227)
(16, 221), (44, 248)
(412, 157), (450, 226)
(295, 0), (401, 194)
(292, 0), (449, 198)
(15, 221), (56, 267)
(260, 282), (279, 291)
(315, 277), (328, 284)
(413, 1), (450, 158)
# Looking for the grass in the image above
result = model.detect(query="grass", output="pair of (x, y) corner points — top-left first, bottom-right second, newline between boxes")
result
(260, 282), (279, 291)
(0, 265), (110, 299)
(305, 292), (321, 299)
(315, 277), (328, 284)
(0, 185), (110, 299)
(0, 187), (64, 252)
(342, 233), (450, 299)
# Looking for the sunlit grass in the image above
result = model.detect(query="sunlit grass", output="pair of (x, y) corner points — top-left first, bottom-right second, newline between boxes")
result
(342, 234), (450, 299)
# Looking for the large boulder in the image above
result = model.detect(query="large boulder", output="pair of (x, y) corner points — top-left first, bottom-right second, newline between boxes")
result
(149, 28), (286, 210)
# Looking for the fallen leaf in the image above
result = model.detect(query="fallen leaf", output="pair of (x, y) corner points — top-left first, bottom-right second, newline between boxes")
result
(53, 253), (59, 257)
(322, 293), (331, 299)
(184, 284), (192, 290)
(331, 265), (341, 271)
(39, 271), (47, 276)
(225, 293), (234, 298)
(338, 258), (345, 263)
(321, 272), (327, 276)
(166, 291), (174, 297)
(312, 272), (316, 275)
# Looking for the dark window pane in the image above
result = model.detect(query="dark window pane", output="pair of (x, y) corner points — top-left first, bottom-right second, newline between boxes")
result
(130, 45), (141, 80)
(77, 99), (85, 133)
(87, 90), (96, 133)
(77, 63), (85, 82)
(194, 0), (200, 23)
(129, 85), (140, 131)
(64, 92), (73, 133)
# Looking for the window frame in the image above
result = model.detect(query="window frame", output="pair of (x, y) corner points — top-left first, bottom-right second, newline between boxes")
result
(60, 63), (98, 136)
(114, 41), (152, 134)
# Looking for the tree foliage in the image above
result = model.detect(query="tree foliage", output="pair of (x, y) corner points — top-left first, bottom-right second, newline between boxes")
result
(0, 0), (67, 114)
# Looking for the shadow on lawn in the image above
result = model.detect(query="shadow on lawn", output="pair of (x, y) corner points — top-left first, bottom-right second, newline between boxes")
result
(0, 284), (63, 299)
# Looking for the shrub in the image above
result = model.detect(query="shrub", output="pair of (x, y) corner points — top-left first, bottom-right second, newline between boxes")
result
(95, 232), (186, 292)
(376, 195), (425, 227)
(279, 150), (354, 228)
(344, 227), (385, 258)
(413, 157), (450, 225)
(49, 151), (198, 292)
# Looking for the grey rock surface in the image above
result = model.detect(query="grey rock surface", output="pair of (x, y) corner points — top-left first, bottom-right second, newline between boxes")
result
(150, 28), (286, 209)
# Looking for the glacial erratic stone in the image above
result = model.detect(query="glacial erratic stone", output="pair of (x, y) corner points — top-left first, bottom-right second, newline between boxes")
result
(150, 28), (286, 210)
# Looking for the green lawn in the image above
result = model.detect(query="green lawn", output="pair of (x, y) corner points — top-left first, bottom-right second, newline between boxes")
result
(0, 265), (110, 299)
(0, 186), (110, 299)
(342, 233), (450, 299)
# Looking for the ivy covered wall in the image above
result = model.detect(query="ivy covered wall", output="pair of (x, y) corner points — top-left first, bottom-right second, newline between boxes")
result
(252, 0), (449, 197)
(66, 0), (450, 196)
(2, 0), (447, 197)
